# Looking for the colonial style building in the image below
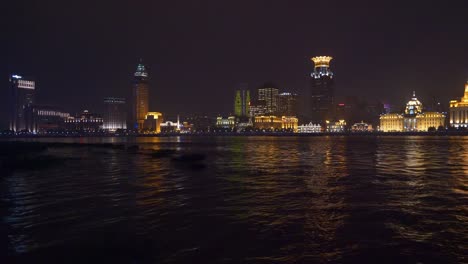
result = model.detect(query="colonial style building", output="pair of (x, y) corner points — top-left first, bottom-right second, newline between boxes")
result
(254, 116), (298, 131)
(216, 116), (236, 130)
(449, 82), (468, 128)
(297, 123), (322, 133)
(380, 92), (445, 132)
(380, 114), (404, 132)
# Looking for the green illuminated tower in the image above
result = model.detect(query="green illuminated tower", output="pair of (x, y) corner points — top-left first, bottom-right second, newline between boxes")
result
(234, 88), (250, 117)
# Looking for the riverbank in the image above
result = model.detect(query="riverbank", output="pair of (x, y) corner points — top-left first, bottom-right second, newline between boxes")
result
(1, 131), (468, 138)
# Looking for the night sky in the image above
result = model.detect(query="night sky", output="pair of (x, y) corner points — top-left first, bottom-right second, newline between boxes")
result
(2, 0), (467, 127)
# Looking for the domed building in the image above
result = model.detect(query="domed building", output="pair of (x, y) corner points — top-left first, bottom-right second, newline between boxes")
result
(405, 92), (423, 115)
(380, 91), (445, 132)
(403, 92), (423, 131)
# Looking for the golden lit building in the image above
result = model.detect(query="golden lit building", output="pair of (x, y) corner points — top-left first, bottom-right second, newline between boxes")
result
(143, 112), (163, 133)
(133, 61), (149, 130)
(380, 91), (446, 132)
(449, 82), (468, 128)
(326, 120), (346, 132)
(380, 113), (404, 132)
(254, 116), (298, 131)
(416, 112), (445, 131)
(282, 116), (298, 131)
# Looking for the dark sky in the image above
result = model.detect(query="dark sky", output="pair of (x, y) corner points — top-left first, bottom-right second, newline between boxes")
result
(1, 0), (467, 126)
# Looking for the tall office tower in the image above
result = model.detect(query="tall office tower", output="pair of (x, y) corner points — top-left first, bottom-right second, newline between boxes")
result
(132, 61), (149, 130)
(9, 74), (35, 132)
(234, 89), (251, 117)
(103, 97), (127, 131)
(310, 56), (334, 124)
(278, 92), (298, 116)
(258, 83), (279, 115)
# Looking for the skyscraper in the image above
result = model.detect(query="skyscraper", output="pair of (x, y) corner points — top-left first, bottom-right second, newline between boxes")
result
(310, 56), (334, 124)
(9, 74), (35, 132)
(278, 92), (298, 116)
(258, 83), (279, 115)
(234, 88), (250, 117)
(103, 97), (127, 131)
(132, 61), (149, 130)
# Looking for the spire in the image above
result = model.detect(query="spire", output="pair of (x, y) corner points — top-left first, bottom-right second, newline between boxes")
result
(134, 60), (148, 79)
(413, 91), (416, 97)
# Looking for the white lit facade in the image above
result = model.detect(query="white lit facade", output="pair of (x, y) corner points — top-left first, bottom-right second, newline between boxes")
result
(216, 116), (236, 130)
(297, 122), (322, 133)
(103, 97), (127, 131)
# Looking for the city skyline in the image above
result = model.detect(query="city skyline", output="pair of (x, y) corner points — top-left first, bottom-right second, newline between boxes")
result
(1, 1), (468, 129)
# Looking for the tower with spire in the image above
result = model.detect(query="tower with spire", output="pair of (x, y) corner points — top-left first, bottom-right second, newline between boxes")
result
(132, 59), (149, 130)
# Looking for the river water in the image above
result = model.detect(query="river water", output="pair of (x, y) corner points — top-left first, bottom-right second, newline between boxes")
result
(1, 136), (467, 263)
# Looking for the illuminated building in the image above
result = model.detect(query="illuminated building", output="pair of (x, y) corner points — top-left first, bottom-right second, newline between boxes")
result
(449, 82), (468, 128)
(249, 99), (267, 117)
(234, 89), (250, 117)
(380, 91), (446, 132)
(143, 112), (163, 133)
(235, 118), (254, 132)
(65, 110), (103, 131)
(132, 61), (149, 130)
(379, 113), (404, 132)
(297, 122), (322, 133)
(160, 121), (178, 133)
(278, 92), (298, 116)
(281, 116), (299, 131)
(216, 116), (236, 130)
(326, 120), (346, 133)
(160, 115), (182, 133)
(258, 83), (279, 114)
(253, 116), (298, 131)
(403, 91), (423, 131)
(310, 56), (334, 124)
(103, 97), (127, 131)
(351, 122), (373, 132)
(415, 112), (445, 131)
(24, 105), (70, 133)
(9, 74), (35, 132)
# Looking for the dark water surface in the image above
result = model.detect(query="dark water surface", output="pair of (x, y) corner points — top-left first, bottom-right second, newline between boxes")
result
(1, 136), (467, 263)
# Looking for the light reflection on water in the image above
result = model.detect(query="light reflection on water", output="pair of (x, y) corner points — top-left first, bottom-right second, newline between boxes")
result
(1, 136), (467, 263)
